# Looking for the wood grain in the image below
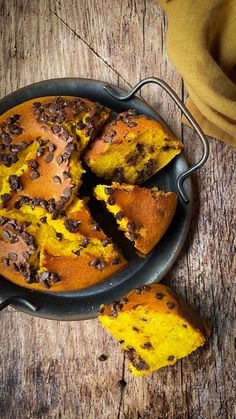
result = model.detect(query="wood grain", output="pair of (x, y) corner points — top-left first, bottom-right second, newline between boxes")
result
(0, 1), (235, 418)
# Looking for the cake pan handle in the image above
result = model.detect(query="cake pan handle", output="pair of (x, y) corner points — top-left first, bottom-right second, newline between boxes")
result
(104, 77), (209, 203)
(0, 295), (38, 313)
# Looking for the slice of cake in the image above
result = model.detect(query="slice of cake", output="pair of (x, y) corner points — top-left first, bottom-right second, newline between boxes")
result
(94, 183), (177, 254)
(98, 284), (209, 376)
(0, 96), (111, 215)
(84, 109), (183, 184)
(0, 197), (127, 291)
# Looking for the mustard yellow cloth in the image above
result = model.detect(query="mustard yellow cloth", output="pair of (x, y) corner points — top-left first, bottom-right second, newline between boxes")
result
(159, 0), (236, 147)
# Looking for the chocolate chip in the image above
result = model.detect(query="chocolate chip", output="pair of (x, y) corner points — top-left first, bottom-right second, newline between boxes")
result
(98, 354), (108, 362)
(27, 160), (38, 170)
(38, 113), (49, 123)
(76, 121), (85, 130)
(22, 251), (30, 260)
(127, 221), (136, 233)
(36, 146), (44, 157)
(13, 200), (21, 209)
(91, 223), (100, 231)
(134, 287), (142, 294)
(156, 292), (164, 300)
(89, 259), (99, 267)
(101, 238), (111, 247)
(111, 257), (120, 265)
(57, 154), (63, 165)
(38, 138), (47, 146)
(89, 258), (106, 270)
(145, 159), (156, 176)
(53, 176), (61, 184)
(33, 102), (41, 108)
(107, 196), (116, 205)
(132, 327), (139, 332)
(48, 143), (56, 152)
(8, 252), (18, 261)
(48, 103), (58, 114)
(104, 187), (113, 195)
(56, 232), (63, 241)
(2, 231), (11, 241)
(63, 142), (75, 159)
(118, 379), (127, 389)
(64, 218), (81, 233)
(120, 297), (128, 305)
(8, 124), (22, 135)
(10, 144), (23, 153)
(62, 171), (70, 180)
(60, 128), (69, 141)
(55, 110), (66, 124)
(166, 302), (175, 309)
(63, 187), (71, 198)
(126, 121), (137, 128)
(136, 143), (144, 153)
(1, 193), (12, 202)
(39, 217), (47, 223)
(113, 167), (124, 183)
(8, 175), (22, 192)
(72, 249), (81, 256)
(142, 342), (152, 350)
(167, 355), (174, 361)
(29, 171), (39, 180)
(162, 145), (171, 151)
(44, 153), (54, 163)
(49, 272), (60, 284)
(148, 146), (155, 154)
(115, 211), (124, 221)
(0, 153), (18, 167)
(127, 153), (139, 166)
(0, 132), (12, 145)
(129, 232), (139, 241)
(82, 237), (89, 247)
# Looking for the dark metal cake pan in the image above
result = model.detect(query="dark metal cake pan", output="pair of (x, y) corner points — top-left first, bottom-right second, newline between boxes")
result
(0, 77), (209, 320)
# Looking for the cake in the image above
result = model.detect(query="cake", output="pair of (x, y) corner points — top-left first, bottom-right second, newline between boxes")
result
(0, 96), (111, 215)
(0, 97), (127, 291)
(98, 283), (209, 376)
(94, 183), (177, 254)
(84, 109), (183, 184)
(0, 198), (126, 291)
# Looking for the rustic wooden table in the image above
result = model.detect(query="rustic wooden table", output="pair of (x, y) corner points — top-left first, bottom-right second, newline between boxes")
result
(0, 1), (235, 418)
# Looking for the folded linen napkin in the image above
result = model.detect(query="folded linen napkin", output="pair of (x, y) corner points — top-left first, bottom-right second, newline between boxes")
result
(159, 0), (236, 147)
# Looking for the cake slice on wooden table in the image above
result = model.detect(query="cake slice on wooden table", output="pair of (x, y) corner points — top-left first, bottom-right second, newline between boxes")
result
(98, 284), (209, 376)
(94, 182), (177, 254)
(84, 109), (183, 184)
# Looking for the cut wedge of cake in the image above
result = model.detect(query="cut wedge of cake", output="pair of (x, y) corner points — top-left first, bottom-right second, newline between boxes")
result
(84, 109), (183, 184)
(94, 182), (177, 254)
(98, 283), (209, 376)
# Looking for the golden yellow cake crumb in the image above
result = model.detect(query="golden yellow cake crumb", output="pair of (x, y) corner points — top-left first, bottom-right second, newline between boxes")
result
(98, 284), (209, 376)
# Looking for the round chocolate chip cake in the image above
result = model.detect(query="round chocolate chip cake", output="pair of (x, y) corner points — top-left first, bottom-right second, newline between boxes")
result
(0, 97), (183, 291)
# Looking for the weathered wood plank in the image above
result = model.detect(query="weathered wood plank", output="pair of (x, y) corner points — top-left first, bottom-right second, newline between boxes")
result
(0, 1), (235, 418)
